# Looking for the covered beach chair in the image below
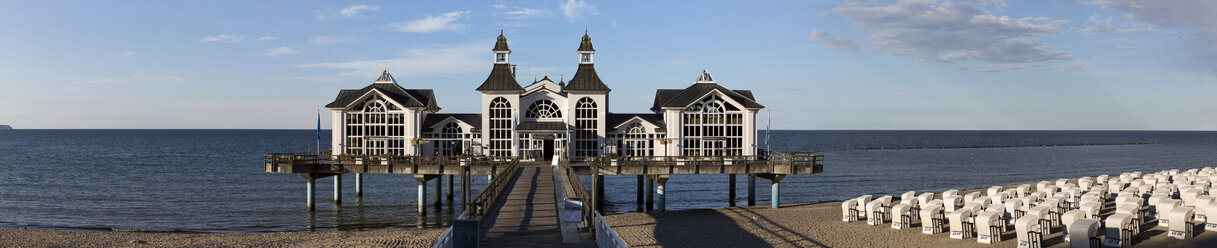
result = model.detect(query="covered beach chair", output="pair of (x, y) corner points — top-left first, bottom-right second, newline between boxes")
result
(1005, 197), (1027, 221)
(1015, 215), (1043, 248)
(1194, 195), (1214, 222)
(1067, 218), (1101, 248)
(1168, 206), (1194, 239)
(944, 195), (963, 213)
(921, 202), (946, 234)
(891, 203), (913, 229)
(964, 192), (982, 205)
(948, 208), (974, 239)
(988, 186), (1003, 198)
(1061, 209), (1085, 242)
(975, 209), (1003, 244)
(1027, 205), (1053, 234)
(1157, 199), (1182, 227)
(842, 199), (860, 222)
(856, 195), (872, 218)
(1104, 213), (1134, 248)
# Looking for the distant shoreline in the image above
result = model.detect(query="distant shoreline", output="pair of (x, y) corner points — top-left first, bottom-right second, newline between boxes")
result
(855, 141), (1158, 150)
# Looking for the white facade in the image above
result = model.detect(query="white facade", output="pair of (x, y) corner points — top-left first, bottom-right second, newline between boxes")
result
(325, 34), (763, 159)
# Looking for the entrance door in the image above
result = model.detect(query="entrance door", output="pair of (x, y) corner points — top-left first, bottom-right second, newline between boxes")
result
(543, 139), (555, 161)
(703, 139), (724, 157)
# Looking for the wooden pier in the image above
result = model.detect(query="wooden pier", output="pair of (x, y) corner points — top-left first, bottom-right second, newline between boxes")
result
(263, 151), (823, 247)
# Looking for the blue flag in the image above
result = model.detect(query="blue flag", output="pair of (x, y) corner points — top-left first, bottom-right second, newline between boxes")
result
(316, 111), (322, 141)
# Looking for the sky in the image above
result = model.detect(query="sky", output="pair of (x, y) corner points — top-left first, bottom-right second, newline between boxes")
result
(1, 0), (1215, 130)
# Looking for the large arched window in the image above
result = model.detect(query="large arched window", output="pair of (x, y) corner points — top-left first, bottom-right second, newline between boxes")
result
(345, 98), (407, 156)
(574, 97), (599, 157)
(682, 95), (743, 156)
(526, 100), (562, 118)
(434, 122), (464, 156)
(621, 123), (651, 157)
(489, 97), (513, 157)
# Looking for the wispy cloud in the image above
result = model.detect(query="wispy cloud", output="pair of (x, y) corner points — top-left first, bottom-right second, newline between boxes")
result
(296, 42), (487, 78)
(504, 8), (553, 19)
(830, 0), (1070, 64)
(968, 63), (1047, 73)
(1079, 14), (1172, 35)
(1054, 63), (1087, 72)
(493, 4), (507, 9)
(200, 34), (244, 43)
(75, 73), (185, 84)
(255, 36), (278, 41)
(340, 5), (379, 17)
(392, 10), (472, 33)
(560, 0), (598, 22)
(807, 30), (860, 51)
(108, 51), (136, 58)
(310, 36), (344, 45)
(266, 46), (299, 57)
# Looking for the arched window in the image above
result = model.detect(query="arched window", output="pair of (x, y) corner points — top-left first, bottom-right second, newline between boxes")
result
(489, 97), (513, 157)
(621, 123), (651, 157)
(443, 122), (462, 134)
(526, 100), (562, 118)
(574, 97), (599, 157)
(682, 95), (743, 156)
(434, 122), (464, 156)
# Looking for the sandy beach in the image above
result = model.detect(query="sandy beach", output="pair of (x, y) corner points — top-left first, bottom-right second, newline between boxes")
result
(0, 227), (445, 248)
(605, 186), (1217, 248)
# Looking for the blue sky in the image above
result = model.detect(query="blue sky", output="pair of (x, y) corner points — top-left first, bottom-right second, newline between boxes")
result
(1, 0), (1215, 130)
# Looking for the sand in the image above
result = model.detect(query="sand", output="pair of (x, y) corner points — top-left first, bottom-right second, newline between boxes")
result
(0, 227), (445, 248)
(604, 186), (1217, 248)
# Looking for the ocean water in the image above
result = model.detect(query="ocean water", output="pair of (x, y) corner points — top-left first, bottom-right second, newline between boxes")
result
(2, 130), (1216, 232)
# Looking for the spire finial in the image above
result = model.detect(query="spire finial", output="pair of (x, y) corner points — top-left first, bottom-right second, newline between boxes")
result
(500, 25), (503, 35)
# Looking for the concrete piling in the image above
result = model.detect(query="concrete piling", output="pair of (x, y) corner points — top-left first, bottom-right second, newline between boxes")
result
(416, 176), (428, 216)
(307, 178), (316, 211)
(334, 174), (342, 205)
(747, 174), (756, 206)
(355, 173), (363, 197)
(729, 174), (737, 206)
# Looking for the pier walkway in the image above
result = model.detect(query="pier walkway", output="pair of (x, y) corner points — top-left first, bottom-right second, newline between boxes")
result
(479, 162), (592, 247)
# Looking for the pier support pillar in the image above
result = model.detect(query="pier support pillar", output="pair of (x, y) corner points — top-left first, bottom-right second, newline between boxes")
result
(595, 175), (605, 210)
(446, 175), (454, 201)
(646, 177), (654, 211)
(651, 175), (670, 211)
(307, 178), (316, 211)
(333, 174), (342, 205)
(355, 173), (363, 197)
(729, 174), (737, 207)
(415, 175), (437, 216)
(636, 175), (644, 208)
(434, 176), (443, 207)
(747, 174), (756, 206)
(757, 174), (786, 209)
(461, 163), (471, 213)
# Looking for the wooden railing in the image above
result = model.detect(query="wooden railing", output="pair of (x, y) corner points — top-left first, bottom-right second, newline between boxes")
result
(559, 159), (595, 230)
(469, 159), (520, 218)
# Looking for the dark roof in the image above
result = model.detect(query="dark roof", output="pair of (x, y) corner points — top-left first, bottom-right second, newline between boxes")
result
(578, 33), (595, 52)
(564, 64), (610, 92)
(326, 77), (440, 112)
(422, 113), (481, 132)
(375, 70), (396, 83)
(516, 121), (568, 131)
(608, 113), (666, 132)
(477, 64), (524, 92)
(650, 83), (764, 111)
(493, 33), (510, 52)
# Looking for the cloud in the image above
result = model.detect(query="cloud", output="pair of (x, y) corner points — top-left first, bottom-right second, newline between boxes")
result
(559, 0), (599, 22)
(1079, 0), (1217, 42)
(1079, 14), (1171, 35)
(807, 30), (860, 51)
(504, 8), (553, 19)
(296, 42), (487, 78)
(830, 0), (1070, 64)
(1054, 63), (1088, 72)
(75, 73), (185, 84)
(493, 4), (507, 9)
(108, 51), (136, 58)
(266, 46), (299, 57)
(340, 5), (378, 17)
(968, 63), (1046, 73)
(255, 36), (278, 41)
(310, 36), (344, 45)
(393, 10), (472, 33)
(200, 34), (244, 43)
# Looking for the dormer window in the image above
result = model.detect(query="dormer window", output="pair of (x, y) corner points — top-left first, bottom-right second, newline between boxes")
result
(580, 53), (592, 63)
(496, 53), (507, 63)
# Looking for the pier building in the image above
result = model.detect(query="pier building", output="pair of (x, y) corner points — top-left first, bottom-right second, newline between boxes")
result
(324, 32), (764, 160)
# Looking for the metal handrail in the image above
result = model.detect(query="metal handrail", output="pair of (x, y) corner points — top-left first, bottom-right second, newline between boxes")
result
(594, 211), (630, 248)
(559, 159), (595, 230)
(469, 158), (520, 217)
(431, 210), (471, 248)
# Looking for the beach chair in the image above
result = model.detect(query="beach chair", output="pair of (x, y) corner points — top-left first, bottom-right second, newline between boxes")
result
(1037, 181), (1052, 192)
(1028, 192), (1046, 205)
(948, 208), (974, 239)
(964, 192), (981, 205)
(975, 209), (1003, 244)
(1080, 177), (1095, 192)
(1195, 195), (1215, 222)
(1015, 215), (1043, 248)
(944, 195), (963, 213)
(1158, 199), (1182, 227)
(1006, 198), (1027, 221)
(1147, 194), (1169, 219)
(866, 199), (889, 226)
(856, 195), (872, 218)
(1057, 178), (1071, 188)
(962, 202), (984, 217)
(1017, 184), (1031, 198)
(1181, 189), (1201, 207)
(985, 203), (1009, 232)
(1028, 205), (1053, 234)
(917, 193), (935, 208)
(891, 203), (912, 229)
(1114, 202), (1142, 234)
(1080, 201), (1102, 220)
(921, 203), (946, 234)
(1068, 218), (1102, 248)
(1061, 209), (1085, 242)
(842, 199), (860, 222)
(1168, 206), (1195, 239)
(901, 191), (920, 222)
(992, 192), (1009, 206)
(988, 186), (1003, 198)
(1097, 175), (1110, 185)
(1104, 213), (1134, 248)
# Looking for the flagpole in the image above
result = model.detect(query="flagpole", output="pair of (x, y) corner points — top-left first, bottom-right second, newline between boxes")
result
(765, 109), (771, 155)
(317, 109), (322, 156)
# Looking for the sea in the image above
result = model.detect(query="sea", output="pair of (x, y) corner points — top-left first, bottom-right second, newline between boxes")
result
(1, 130), (1216, 232)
